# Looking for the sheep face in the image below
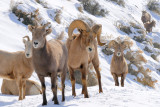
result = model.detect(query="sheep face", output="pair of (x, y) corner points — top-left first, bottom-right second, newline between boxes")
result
(79, 29), (96, 53)
(68, 20), (102, 53)
(23, 36), (32, 58)
(109, 40), (130, 57)
(28, 25), (52, 49)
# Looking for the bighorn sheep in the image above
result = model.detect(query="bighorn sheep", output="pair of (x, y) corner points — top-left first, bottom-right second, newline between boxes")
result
(108, 37), (132, 87)
(1, 79), (42, 95)
(28, 23), (68, 105)
(0, 36), (33, 100)
(144, 20), (156, 33)
(141, 11), (151, 24)
(66, 20), (105, 98)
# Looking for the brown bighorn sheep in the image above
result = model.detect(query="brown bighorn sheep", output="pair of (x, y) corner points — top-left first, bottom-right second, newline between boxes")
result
(1, 79), (42, 95)
(141, 11), (151, 24)
(0, 36), (33, 100)
(144, 20), (156, 33)
(66, 20), (105, 98)
(108, 38), (132, 87)
(28, 23), (68, 105)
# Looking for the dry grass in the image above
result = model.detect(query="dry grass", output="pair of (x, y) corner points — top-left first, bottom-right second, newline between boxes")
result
(54, 10), (62, 24)
(125, 49), (157, 88)
(147, 0), (160, 15)
(130, 22), (142, 29)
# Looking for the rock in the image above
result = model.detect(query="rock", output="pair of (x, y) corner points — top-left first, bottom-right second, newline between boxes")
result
(66, 70), (98, 86)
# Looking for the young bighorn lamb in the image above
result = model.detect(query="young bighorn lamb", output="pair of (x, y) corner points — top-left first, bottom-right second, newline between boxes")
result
(141, 11), (151, 24)
(28, 23), (68, 105)
(108, 38), (132, 87)
(1, 79), (42, 95)
(0, 36), (33, 100)
(144, 20), (156, 33)
(66, 20), (105, 98)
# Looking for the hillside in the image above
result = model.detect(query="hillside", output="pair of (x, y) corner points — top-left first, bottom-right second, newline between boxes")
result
(0, 0), (160, 107)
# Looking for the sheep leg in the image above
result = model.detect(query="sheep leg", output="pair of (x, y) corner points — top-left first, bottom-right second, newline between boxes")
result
(69, 67), (76, 97)
(81, 83), (85, 94)
(61, 67), (67, 102)
(81, 66), (89, 98)
(121, 74), (126, 87)
(16, 77), (23, 100)
(22, 80), (26, 99)
(112, 73), (119, 86)
(51, 73), (59, 104)
(38, 75), (47, 106)
(92, 59), (103, 93)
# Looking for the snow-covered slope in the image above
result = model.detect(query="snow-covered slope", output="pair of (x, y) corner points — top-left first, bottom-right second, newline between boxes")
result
(0, 0), (160, 107)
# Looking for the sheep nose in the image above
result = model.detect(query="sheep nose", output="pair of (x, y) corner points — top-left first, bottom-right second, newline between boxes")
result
(34, 41), (38, 45)
(117, 52), (121, 56)
(26, 54), (29, 56)
(88, 47), (92, 52)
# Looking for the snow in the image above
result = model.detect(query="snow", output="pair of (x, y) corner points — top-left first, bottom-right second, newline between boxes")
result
(0, 0), (160, 107)
(131, 64), (138, 71)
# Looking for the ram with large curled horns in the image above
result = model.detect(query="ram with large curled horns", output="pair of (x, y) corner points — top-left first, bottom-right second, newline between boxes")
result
(108, 37), (133, 87)
(66, 19), (105, 98)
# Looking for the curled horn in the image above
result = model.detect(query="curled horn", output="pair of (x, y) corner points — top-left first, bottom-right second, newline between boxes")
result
(23, 36), (30, 41)
(108, 40), (118, 48)
(92, 24), (106, 46)
(68, 20), (90, 40)
(122, 40), (133, 49)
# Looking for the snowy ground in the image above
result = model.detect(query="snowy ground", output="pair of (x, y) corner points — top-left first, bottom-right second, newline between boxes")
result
(0, 0), (160, 107)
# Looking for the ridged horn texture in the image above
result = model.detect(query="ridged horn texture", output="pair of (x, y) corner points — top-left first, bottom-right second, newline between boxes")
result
(108, 40), (118, 48)
(92, 24), (105, 46)
(23, 36), (30, 41)
(68, 20), (90, 40)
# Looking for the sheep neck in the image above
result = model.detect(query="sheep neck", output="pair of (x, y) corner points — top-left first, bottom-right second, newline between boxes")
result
(113, 53), (124, 63)
(21, 52), (33, 70)
(32, 39), (51, 64)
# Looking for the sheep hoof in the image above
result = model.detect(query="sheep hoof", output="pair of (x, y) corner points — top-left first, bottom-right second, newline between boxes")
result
(72, 93), (76, 97)
(42, 102), (47, 106)
(52, 97), (55, 101)
(84, 94), (89, 98)
(18, 97), (23, 101)
(54, 100), (59, 105)
(62, 98), (65, 102)
(99, 89), (103, 93)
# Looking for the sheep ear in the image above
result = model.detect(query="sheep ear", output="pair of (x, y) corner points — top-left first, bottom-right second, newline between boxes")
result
(92, 24), (102, 38)
(23, 38), (26, 44)
(28, 25), (35, 32)
(45, 28), (52, 36)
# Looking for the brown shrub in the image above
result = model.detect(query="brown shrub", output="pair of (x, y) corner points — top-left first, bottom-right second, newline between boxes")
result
(54, 10), (62, 24)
